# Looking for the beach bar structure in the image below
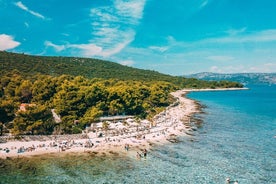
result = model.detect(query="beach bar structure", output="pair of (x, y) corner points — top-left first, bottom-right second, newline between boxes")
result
(99, 115), (135, 122)
(88, 115), (135, 133)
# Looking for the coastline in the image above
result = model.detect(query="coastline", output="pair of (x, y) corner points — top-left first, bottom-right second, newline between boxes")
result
(182, 87), (249, 92)
(0, 88), (246, 160)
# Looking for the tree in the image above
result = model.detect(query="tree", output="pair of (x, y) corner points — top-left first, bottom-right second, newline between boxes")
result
(12, 105), (54, 135)
(53, 82), (86, 117)
(80, 107), (103, 125)
(26, 120), (43, 135)
(84, 84), (108, 107)
(108, 99), (124, 115)
(4, 71), (23, 98)
(0, 122), (3, 136)
(102, 121), (109, 131)
(0, 99), (17, 135)
(59, 115), (77, 134)
(15, 80), (33, 103)
(32, 75), (57, 104)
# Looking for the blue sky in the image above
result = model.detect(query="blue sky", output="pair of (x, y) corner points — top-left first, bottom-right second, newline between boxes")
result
(1, 0), (276, 75)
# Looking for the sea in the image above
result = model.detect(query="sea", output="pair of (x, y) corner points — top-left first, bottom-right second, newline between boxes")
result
(0, 85), (275, 184)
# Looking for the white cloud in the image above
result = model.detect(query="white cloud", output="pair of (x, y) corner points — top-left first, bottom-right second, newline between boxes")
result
(264, 63), (276, 67)
(167, 36), (177, 44)
(48, 1), (146, 58)
(118, 27), (276, 74)
(226, 27), (247, 36)
(73, 35), (134, 57)
(149, 46), (169, 53)
(208, 63), (276, 73)
(0, 34), (21, 50)
(119, 60), (135, 66)
(45, 39), (134, 58)
(68, 43), (103, 56)
(210, 66), (220, 72)
(101, 37), (134, 57)
(15, 1), (45, 19)
(115, 0), (146, 20)
(45, 41), (65, 52)
(61, 33), (70, 37)
(209, 65), (246, 73)
(201, 29), (276, 44)
(251, 29), (276, 42)
(248, 63), (276, 73)
(15, 1), (28, 11)
(90, 8), (118, 22)
(24, 22), (29, 28)
(68, 0), (146, 58)
(160, 29), (276, 53)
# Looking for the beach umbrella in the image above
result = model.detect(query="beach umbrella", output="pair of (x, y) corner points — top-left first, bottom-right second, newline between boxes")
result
(109, 123), (116, 129)
(126, 118), (134, 123)
(96, 122), (103, 128)
(116, 124), (126, 129)
(141, 119), (150, 124)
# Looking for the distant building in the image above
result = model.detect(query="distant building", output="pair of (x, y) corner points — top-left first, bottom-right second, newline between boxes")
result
(19, 103), (36, 111)
(99, 115), (135, 122)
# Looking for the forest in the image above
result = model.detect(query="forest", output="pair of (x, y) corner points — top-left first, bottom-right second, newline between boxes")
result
(0, 51), (243, 136)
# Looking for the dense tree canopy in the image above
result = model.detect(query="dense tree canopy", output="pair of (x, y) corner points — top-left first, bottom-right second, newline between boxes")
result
(0, 71), (178, 134)
(0, 51), (243, 135)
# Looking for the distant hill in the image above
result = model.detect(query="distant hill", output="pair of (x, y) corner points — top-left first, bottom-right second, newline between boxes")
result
(0, 51), (175, 82)
(0, 51), (243, 88)
(187, 72), (276, 85)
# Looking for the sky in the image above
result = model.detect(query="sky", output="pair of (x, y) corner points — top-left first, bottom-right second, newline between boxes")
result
(1, 0), (276, 75)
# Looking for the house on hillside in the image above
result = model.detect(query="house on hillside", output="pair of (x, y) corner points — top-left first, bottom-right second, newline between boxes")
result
(19, 103), (36, 111)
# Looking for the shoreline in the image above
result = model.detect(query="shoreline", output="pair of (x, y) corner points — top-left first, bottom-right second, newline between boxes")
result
(0, 88), (246, 160)
(182, 87), (248, 92)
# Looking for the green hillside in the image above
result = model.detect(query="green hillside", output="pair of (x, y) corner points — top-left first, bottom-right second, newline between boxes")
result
(0, 51), (176, 82)
(0, 51), (243, 135)
(0, 51), (244, 89)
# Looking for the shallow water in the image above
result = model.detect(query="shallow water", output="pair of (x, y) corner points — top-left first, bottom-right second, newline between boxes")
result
(0, 85), (275, 184)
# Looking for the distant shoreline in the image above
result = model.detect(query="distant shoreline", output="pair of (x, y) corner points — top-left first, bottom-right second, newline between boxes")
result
(182, 87), (249, 92)
(0, 87), (246, 159)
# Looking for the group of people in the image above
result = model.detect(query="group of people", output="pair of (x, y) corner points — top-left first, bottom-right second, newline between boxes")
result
(124, 143), (148, 160)
(136, 149), (148, 159)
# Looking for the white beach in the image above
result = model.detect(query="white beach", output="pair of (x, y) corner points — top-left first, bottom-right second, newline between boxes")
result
(0, 88), (246, 159)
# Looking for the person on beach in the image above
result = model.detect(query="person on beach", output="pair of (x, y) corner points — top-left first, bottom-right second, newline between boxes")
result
(136, 152), (142, 159)
(143, 149), (147, 158)
(124, 144), (129, 151)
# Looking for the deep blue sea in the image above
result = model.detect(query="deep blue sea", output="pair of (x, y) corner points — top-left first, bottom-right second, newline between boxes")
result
(1, 85), (275, 184)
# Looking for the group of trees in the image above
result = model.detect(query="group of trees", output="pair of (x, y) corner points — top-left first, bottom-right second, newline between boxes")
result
(0, 51), (243, 136)
(0, 51), (176, 82)
(0, 51), (244, 88)
(0, 71), (176, 135)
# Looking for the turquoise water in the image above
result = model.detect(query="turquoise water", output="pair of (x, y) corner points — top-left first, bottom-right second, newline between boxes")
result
(184, 85), (276, 183)
(1, 85), (275, 183)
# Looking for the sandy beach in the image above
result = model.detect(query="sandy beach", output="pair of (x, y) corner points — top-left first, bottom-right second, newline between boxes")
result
(0, 88), (246, 159)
